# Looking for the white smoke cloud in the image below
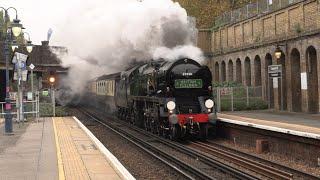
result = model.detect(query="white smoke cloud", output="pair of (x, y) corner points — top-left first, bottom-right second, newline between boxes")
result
(2, 0), (203, 104)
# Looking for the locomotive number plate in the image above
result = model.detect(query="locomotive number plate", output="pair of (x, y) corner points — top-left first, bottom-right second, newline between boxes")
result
(174, 79), (203, 88)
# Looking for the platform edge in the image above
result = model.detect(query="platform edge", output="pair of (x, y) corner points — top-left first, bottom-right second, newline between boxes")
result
(72, 116), (136, 180)
(218, 118), (320, 140)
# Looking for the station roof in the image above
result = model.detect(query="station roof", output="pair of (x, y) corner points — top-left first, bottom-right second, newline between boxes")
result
(96, 72), (121, 81)
(0, 41), (68, 72)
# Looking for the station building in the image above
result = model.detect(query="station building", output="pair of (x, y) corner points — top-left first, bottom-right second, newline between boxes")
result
(0, 40), (67, 102)
(197, 0), (320, 113)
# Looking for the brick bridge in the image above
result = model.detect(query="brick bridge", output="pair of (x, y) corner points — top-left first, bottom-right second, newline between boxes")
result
(197, 0), (320, 113)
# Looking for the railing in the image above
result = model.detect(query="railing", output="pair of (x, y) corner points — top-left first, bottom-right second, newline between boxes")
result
(0, 91), (40, 121)
(214, 0), (303, 29)
(213, 86), (268, 112)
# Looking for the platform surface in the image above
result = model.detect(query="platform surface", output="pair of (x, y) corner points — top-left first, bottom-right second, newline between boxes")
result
(218, 110), (320, 137)
(0, 117), (132, 180)
(0, 118), (58, 180)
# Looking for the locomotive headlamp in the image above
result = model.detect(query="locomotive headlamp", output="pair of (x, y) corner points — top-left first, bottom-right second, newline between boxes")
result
(166, 101), (176, 111)
(205, 99), (214, 109)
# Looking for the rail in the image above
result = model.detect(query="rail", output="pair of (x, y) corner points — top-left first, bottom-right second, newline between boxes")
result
(79, 107), (258, 180)
(191, 141), (319, 180)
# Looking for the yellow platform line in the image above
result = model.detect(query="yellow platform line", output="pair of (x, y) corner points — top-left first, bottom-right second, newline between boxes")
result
(53, 117), (66, 180)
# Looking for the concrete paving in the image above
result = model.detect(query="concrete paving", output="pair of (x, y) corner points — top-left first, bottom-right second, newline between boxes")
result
(220, 110), (320, 127)
(0, 118), (58, 180)
(219, 110), (320, 135)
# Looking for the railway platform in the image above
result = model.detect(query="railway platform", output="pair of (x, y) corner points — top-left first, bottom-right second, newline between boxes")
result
(218, 110), (320, 139)
(0, 116), (134, 180)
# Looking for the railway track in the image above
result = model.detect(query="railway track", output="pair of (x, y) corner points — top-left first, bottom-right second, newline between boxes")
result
(77, 107), (257, 180)
(190, 141), (320, 180)
(75, 107), (319, 180)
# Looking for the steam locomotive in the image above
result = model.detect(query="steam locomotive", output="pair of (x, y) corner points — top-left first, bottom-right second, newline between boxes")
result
(88, 58), (217, 140)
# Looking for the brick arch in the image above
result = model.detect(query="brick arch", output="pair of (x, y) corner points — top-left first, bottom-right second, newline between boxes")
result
(265, 53), (274, 108)
(306, 45), (319, 113)
(290, 48), (302, 112)
(214, 62), (220, 82)
(278, 49), (287, 110)
(221, 61), (226, 82)
(235, 58), (242, 83)
(228, 59), (234, 81)
(244, 57), (251, 86)
(254, 55), (262, 86)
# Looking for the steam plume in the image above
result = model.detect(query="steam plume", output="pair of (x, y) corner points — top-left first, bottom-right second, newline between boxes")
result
(2, 0), (204, 104)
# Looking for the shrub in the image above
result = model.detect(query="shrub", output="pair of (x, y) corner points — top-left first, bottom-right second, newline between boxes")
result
(219, 98), (268, 111)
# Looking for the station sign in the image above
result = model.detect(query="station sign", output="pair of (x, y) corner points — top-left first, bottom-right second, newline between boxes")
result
(268, 65), (282, 78)
(268, 65), (282, 73)
(268, 72), (281, 78)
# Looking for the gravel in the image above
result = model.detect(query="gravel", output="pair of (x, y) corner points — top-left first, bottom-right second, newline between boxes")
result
(212, 138), (320, 178)
(71, 109), (186, 180)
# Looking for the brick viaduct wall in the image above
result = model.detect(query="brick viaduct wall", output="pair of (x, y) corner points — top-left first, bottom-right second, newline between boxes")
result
(200, 0), (320, 113)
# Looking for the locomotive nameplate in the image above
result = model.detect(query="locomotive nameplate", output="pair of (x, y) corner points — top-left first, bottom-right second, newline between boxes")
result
(174, 79), (203, 89)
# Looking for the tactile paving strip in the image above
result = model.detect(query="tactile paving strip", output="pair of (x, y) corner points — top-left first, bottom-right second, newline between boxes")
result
(54, 117), (91, 180)
(53, 117), (122, 180)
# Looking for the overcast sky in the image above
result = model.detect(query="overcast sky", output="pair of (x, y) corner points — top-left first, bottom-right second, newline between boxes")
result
(2, 0), (75, 44)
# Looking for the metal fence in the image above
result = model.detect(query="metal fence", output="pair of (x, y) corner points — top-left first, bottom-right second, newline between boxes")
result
(0, 89), (57, 121)
(214, 0), (303, 28)
(213, 86), (267, 112)
(0, 91), (40, 121)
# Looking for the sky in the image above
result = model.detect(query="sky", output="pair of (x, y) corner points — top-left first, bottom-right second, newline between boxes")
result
(2, 0), (75, 44)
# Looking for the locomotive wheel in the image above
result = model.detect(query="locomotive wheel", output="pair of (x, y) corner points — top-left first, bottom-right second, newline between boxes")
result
(169, 124), (181, 141)
(199, 123), (208, 140)
(133, 108), (144, 128)
(119, 108), (123, 120)
(144, 117), (149, 131)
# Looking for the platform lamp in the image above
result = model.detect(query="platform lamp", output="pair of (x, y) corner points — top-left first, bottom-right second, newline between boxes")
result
(49, 75), (56, 117)
(0, 7), (23, 134)
(23, 32), (33, 53)
(274, 45), (285, 111)
(274, 46), (282, 60)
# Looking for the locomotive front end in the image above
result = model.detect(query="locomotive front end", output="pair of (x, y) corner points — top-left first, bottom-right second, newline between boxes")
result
(166, 58), (216, 139)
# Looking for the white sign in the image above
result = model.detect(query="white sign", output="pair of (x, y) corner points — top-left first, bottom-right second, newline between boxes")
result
(273, 78), (278, 88)
(29, 63), (35, 70)
(268, 65), (282, 73)
(27, 92), (33, 100)
(15, 52), (28, 61)
(12, 55), (17, 63)
(301, 72), (307, 90)
(22, 70), (28, 81)
(14, 70), (28, 81)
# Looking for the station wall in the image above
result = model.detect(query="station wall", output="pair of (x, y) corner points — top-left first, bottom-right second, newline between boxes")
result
(199, 0), (320, 113)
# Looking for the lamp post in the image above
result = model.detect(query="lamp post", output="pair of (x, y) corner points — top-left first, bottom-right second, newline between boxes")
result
(1, 7), (23, 134)
(274, 45), (284, 111)
(49, 76), (55, 117)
